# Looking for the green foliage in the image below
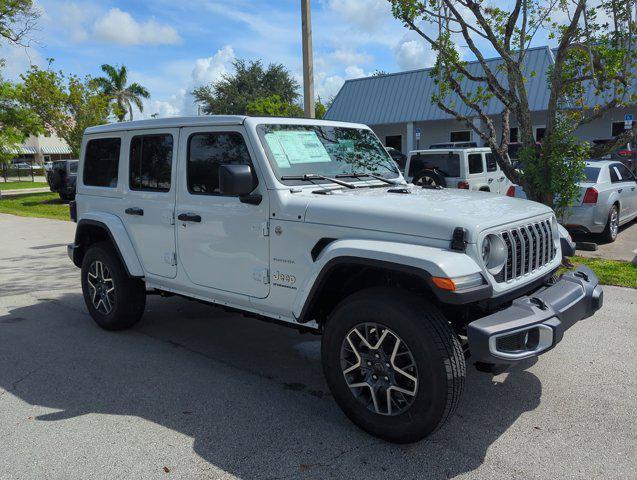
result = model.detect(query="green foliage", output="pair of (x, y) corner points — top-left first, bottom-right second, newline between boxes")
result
(0, 74), (42, 165)
(92, 64), (150, 122)
(193, 59), (300, 115)
(245, 95), (304, 117)
(16, 65), (110, 156)
(519, 117), (588, 216)
(0, 0), (40, 47)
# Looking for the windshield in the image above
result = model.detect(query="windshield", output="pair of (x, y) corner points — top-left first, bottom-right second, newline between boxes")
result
(257, 124), (399, 184)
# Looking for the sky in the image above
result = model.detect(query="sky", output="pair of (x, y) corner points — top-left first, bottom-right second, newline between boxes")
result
(1, 0), (557, 119)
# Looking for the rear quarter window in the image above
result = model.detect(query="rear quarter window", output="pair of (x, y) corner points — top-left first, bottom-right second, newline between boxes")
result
(83, 138), (121, 188)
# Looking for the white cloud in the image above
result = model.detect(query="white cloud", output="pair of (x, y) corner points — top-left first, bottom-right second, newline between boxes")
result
(330, 49), (372, 66)
(190, 45), (234, 86)
(345, 65), (365, 79)
(93, 8), (181, 46)
(393, 36), (435, 71)
(326, 0), (392, 32)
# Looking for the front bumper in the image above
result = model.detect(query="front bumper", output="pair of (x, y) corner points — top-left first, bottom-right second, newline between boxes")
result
(467, 265), (603, 364)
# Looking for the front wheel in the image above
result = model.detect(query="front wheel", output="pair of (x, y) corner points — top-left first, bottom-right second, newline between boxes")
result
(321, 288), (465, 443)
(81, 241), (146, 330)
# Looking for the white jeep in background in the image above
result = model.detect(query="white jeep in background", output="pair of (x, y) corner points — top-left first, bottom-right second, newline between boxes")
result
(67, 116), (602, 443)
(405, 146), (514, 194)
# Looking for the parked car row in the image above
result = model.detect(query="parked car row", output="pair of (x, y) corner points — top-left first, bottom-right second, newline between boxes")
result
(385, 143), (636, 243)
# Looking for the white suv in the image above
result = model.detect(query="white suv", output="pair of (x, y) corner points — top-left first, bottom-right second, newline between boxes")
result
(68, 116), (602, 443)
(405, 147), (513, 194)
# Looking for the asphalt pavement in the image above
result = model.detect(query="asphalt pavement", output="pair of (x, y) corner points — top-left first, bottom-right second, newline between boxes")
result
(0, 213), (635, 480)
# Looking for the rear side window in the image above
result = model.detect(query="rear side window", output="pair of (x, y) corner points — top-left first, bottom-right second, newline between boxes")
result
(485, 153), (497, 172)
(187, 132), (255, 195)
(69, 162), (78, 174)
(83, 138), (121, 188)
(468, 154), (484, 174)
(129, 134), (173, 192)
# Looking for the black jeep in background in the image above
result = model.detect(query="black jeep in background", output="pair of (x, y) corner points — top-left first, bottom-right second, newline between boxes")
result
(46, 160), (78, 201)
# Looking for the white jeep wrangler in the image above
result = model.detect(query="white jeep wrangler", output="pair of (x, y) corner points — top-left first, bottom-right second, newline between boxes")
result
(68, 116), (602, 443)
(405, 146), (514, 194)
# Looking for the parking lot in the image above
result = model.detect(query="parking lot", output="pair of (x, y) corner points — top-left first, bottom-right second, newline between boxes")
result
(0, 213), (635, 480)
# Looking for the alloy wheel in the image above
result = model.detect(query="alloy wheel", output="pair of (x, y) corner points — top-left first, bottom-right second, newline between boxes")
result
(87, 260), (115, 315)
(610, 208), (619, 239)
(340, 323), (418, 416)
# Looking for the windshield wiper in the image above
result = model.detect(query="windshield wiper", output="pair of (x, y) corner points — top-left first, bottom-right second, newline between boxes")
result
(280, 174), (356, 189)
(335, 172), (400, 185)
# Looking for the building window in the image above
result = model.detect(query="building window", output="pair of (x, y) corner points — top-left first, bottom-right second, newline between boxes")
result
(450, 130), (471, 142)
(187, 132), (256, 195)
(385, 135), (402, 151)
(129, 134), (173, 192)
(534, 126), (546, 141)
(509, 127), (519, 143)
(468, 153), (483, 174)
(611, 121), (626, 137)
(83, 138), (121, 188)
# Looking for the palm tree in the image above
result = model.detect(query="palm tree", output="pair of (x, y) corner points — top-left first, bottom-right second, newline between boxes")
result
(93, 64), (150, 122)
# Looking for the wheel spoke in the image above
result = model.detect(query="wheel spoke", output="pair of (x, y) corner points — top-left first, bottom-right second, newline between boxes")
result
(341, 322), (418, 417)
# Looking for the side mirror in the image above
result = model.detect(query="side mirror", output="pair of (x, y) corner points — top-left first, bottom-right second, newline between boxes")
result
(219, 164), (261, 205)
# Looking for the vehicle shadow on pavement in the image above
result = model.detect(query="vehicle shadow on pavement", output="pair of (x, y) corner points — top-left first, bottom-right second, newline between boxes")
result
(1, 293), (542, 479)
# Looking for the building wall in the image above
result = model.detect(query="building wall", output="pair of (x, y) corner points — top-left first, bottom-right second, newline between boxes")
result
(370, 106), (636, 154)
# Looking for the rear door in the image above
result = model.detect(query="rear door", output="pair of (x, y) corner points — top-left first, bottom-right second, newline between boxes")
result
(122, 129), (178, 278)
(611, 163), (637, 217)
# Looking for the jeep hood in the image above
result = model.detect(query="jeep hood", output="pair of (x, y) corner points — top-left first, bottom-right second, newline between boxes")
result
(299, 185), (553, 243)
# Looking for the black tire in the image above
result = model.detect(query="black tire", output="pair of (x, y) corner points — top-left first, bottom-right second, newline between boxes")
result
(321, 287), (465, 443)
(413, 169), (447, 188)
(81, 241), (146, 330)
(601, 204), (619, 243)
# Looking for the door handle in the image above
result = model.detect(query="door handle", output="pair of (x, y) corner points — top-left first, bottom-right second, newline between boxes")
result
(177, 212), (201, 223)
(618, 189), (623, 193)
(500, 177), (505, 181)
(488, 178), (494, 183)
(125, 207), (144, 216)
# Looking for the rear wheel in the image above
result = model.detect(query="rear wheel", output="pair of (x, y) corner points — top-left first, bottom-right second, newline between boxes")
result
(321, 288), (465, 443)
(601, 205), (619, 242)
(81, 241), (146, 330)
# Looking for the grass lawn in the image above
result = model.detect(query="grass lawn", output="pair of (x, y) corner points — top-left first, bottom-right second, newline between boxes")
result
(0, 192), (69, 221)
(564, 255), (637, 289)
(0, 181), (49, 190)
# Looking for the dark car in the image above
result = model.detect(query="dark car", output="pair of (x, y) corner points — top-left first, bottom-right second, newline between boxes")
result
(385, 147), (407, 171)
(46, 160), (78, 201)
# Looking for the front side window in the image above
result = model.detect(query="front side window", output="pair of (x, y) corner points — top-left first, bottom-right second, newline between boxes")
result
(257, 124), (398, 184)
(129, 134), (173, 192)
(83, 138), (121, 188)
(187, 132), (254, 195)
(468, 154), (484, 174)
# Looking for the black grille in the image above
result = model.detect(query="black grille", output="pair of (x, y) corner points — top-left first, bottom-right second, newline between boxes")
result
(493, 218), (557, 283)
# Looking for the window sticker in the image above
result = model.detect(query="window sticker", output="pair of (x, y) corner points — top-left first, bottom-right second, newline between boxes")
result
(265, 130), (332, 166)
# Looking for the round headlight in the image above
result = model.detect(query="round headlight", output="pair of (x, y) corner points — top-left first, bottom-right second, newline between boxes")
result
(483, 234), (507, 275)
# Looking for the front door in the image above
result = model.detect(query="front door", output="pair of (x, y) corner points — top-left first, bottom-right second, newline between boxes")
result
(175, 127), (270, 298)
(123, 129), (178, 278)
